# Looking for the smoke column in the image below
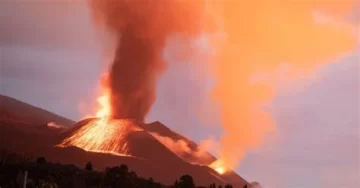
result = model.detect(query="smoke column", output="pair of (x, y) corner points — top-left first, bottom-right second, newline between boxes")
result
(90, 0), (211, 121)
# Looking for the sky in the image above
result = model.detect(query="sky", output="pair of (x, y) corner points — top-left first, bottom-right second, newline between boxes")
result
(0, 1), (359, 188)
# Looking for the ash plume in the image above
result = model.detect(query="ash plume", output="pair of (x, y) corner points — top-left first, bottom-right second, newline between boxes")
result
(90, 0), (210, 121)
(208, 1), (357, 169)
(89, 0), (358, 172)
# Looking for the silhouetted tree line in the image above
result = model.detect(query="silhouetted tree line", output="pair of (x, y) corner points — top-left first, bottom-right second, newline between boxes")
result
(0, 150), (236, 188)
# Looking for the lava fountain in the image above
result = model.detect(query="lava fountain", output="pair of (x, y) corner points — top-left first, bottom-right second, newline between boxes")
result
(57, 80), (142, 157)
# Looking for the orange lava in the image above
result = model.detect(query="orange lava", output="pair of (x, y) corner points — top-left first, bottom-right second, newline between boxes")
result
(58, 118), (142, 157)
(215, 167), (226, 175)
(95, 91), (111, 118)
(58, 77), (140, 157)
(209, 159), (228, 175)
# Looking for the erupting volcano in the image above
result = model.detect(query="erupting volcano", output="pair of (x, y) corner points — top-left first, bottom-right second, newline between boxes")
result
(1, 0), (357, 187)
(58, 0), (220, 170)
(1, 94), (248, 186)
(55, 0), (356, 181)
(52, 79), (246, 185)
(58, 118), (142, 157)
(57, 79), (142, 157)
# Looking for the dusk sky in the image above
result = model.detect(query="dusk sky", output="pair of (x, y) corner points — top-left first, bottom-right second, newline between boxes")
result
(0, 1), (359, 187)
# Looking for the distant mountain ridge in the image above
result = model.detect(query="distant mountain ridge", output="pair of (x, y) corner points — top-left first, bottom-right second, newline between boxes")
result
(0, 94), (74, 126)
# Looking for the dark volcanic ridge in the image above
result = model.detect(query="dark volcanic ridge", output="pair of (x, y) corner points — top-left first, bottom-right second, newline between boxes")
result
(0, 95), (247, 187)
(0, 94), (74, 127)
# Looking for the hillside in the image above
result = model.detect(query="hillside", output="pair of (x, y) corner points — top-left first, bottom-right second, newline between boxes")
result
(0, 94), (74, 126)
(0, 95), (248, 187)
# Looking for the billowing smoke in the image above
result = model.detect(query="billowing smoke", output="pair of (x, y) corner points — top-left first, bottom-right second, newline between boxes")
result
(89, 0), (357, 171)
(208, 1), (357, 169)
(150, 132), (214, 165)
(150, 132), (192, 154)
(90, 0), (211, 121)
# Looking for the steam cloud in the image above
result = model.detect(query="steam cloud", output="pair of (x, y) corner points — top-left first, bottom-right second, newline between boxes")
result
(150, 132), (214, 165)
(90, 0), (357, 170)
(90, 0), (211, 121)
(47, 122), (66, 130)
(150, 132), (191, 154)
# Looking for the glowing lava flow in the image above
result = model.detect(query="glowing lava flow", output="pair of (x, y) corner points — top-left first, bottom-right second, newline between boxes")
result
(95, 91), (111, 118)
(58, 84), (141, 157)
(59, 118), (141, 156)
(209, 159), (228, 175)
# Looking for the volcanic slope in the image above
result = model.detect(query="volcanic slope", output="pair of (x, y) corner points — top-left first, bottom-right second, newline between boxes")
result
(144, 121), (248, 186)
(0, 94), (74, 127)
(0, 95), (247, 187)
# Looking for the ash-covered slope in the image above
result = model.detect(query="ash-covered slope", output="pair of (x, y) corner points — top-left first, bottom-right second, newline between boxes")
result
(144, 121), (217, 165)
(0, 95), (247, 187)
(57, 118), (231, 186)
(144, 121), (248, 187)
(0, 94), (74, 127)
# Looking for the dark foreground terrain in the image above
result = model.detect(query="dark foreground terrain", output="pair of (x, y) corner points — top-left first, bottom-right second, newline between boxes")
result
(0, 151), (239, 188)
